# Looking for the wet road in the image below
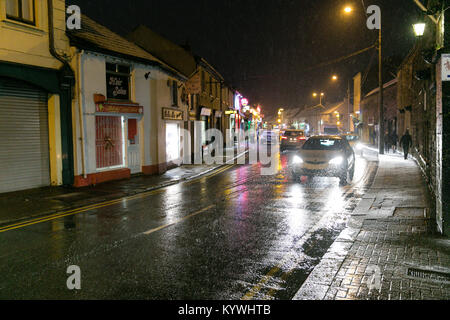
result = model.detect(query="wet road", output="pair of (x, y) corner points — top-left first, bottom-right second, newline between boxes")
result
(0, 148), (378, 300)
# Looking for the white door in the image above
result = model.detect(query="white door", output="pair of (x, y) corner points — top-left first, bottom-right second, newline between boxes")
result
(127, 118), (141, 174)
(166, 123), (180, 162)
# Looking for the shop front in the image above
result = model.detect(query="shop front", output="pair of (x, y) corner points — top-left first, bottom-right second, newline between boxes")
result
(73, 58), (145, 187)
(94, 102), (143, 175)
(162, 107), (184, 169)
(0, 63), (74, 193)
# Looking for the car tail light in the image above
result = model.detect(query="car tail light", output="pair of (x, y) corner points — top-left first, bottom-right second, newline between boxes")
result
(298, 137), (306, 141)
(281, 136), (288, 140)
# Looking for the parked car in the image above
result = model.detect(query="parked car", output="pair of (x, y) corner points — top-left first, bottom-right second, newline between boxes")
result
(260, 130), (279, 145)
(291, 135), (355, 185)
(280, 129), (307, 152)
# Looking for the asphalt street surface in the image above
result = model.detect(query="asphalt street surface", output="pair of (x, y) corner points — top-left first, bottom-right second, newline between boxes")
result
(0, 148), (378, 300)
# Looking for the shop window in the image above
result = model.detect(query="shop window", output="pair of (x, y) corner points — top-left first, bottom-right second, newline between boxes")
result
(106, 62), (131, 101)
(6, 0), (35, 25)
(96, 116), (125, 169)
(172, 81), (178, 106)
(128, 119), (137, 145)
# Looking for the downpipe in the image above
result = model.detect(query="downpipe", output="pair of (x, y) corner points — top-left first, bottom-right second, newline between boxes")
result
(77, 50), (87, 179)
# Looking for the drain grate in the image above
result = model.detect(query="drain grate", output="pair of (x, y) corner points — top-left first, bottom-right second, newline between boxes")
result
(394, 207), (427, 218)
(407, 268), (450, 283)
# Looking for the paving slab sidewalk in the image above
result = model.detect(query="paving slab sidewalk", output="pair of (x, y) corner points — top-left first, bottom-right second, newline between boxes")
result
(294, 153), (450, 300)
(0, 149), (247, 227)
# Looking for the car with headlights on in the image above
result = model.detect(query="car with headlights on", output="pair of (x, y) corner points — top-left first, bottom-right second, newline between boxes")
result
(280, 129), (306, 152)
(291, 135), (355, 185)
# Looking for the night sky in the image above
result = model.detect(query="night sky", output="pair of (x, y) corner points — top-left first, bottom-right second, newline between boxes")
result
(70, 0), (419, 117)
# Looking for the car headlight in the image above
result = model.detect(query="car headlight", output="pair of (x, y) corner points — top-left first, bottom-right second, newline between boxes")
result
(292, 156), (303, 164)
(329, 156), (344, 165)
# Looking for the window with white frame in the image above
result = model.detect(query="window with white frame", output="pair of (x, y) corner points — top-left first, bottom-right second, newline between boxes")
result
(6, 0), (35, 25)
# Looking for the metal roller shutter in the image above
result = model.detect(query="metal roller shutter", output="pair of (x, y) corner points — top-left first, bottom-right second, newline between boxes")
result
(0, 77), (50, 193)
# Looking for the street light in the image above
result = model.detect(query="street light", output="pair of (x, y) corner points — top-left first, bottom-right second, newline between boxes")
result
(332, 75), (338, 81)
(313, 92), (325, 105)
(413, 22), (426, 37)
(343, 4), (384, 154)
(344, 6), (353, 14)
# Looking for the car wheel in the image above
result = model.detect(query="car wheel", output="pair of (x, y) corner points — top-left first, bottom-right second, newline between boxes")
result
(339, 168), (348, 186)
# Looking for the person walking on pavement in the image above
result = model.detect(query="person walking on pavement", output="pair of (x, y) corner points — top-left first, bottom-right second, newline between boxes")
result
(400, 130), (413, 160)
(391, 132), (398, 153)
(385, 132), (391, 153)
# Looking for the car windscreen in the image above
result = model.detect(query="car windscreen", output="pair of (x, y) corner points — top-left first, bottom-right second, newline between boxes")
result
(284, 131), (304, 137)
(302, 138), (344, 150)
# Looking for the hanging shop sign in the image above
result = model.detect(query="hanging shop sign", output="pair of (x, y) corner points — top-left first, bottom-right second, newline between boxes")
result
(96, 103), (143, 114)
(200, 108), (212, 117)
(215, 111), (223, 118)
(163, 108), (184, 121)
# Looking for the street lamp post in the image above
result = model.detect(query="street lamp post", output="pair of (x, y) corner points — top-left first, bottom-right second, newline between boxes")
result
(378, 20), (384, 155)
(343, 5), (384, 154)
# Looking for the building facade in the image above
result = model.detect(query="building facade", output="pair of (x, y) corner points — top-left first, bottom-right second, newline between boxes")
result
(68, 15), (189, 186)
(0, 0), (74, 193)
(360, 79), (398, 145)
(397, 0), (449, 235)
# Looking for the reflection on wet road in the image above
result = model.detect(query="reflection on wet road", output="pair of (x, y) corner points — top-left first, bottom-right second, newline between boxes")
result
(0, 148), (378, 300)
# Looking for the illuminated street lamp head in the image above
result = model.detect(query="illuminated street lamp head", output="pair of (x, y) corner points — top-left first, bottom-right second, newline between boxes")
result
(413, 22), (426, 37)
(332, 75), (338, 81)
(313, 93), (318, 97)
(320, 93), (324, 97)
(344, 6), (353, 14)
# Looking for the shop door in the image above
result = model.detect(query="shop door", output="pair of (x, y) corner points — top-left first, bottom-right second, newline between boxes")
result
(127, 118), (141, 174)
(0, 77), (50, 193)
(166, 123), (180, 162)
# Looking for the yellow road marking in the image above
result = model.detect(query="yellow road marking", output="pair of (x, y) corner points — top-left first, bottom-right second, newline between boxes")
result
(143, 205), (215, 236)
(0, 165), (235, 233)
(241, 266), (281, 300)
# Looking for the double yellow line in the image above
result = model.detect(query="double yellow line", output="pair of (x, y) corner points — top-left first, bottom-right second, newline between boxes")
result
(0, 164), (235, 234)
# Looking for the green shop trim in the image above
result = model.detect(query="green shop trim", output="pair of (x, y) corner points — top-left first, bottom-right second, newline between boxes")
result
(0, 61), (75, 186)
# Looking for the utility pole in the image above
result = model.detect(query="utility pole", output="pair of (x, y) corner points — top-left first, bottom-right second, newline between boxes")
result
(378, 21), (385, 154)
(348, 79), (351, 133)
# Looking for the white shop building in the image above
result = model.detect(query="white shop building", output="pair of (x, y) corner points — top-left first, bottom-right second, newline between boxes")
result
(68, 15), (188, 187)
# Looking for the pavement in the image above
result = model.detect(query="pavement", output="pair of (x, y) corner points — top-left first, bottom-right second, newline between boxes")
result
(0, 148), (248, 227)
(293, 151), (450, 300)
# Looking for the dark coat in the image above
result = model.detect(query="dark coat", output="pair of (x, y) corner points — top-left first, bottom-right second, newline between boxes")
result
(400, 134), (412, 148)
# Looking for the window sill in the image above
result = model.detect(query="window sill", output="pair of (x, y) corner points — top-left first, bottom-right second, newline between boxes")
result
(1, 19), (44, 36)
